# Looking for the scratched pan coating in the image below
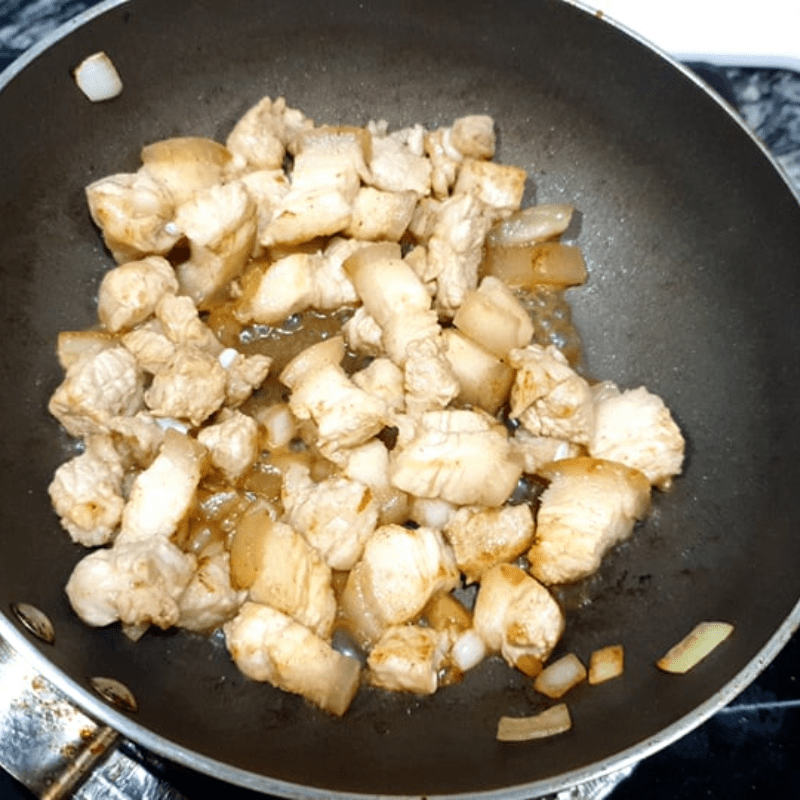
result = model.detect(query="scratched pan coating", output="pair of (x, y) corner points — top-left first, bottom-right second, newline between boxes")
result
(1, 0), (799, 796)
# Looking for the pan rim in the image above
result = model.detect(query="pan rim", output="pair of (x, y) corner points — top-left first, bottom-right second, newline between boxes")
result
(1, 0), (799, 796)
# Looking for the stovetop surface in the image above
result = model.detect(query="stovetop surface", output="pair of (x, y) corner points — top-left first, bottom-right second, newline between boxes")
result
(2, 2), (799, 798)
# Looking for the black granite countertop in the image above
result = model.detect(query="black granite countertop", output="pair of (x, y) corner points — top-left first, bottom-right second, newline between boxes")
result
(1, 2), (799, 799)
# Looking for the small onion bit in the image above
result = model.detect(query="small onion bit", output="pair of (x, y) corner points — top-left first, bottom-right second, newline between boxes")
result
(73, 52), (123, 102)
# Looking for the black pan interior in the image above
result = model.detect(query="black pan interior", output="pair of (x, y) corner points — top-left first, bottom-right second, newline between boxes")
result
(1, 0), (799, 795)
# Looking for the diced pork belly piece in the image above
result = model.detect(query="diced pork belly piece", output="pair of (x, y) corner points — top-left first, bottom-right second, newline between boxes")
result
(281, 463), (379, 571)
(408, 497), (457, 529)
(473, 563), (565, 676)
(528, 457), (651, 585)
(106, 411), (166, 468)
(390, 410), (522, 507)
(85, 170), (180, 264)
(239, 169), (291, 249)
(589, 381), (685, 489)
(403, 337), (460, 416)
(453, 159), (527, 221)
(367, 122), (431, 195)
(49, 345), (144, 438)
(509, 428), (582, 475)
(449, 114), (496, 160)
(509, 344), (594, 446)
(144, 347), (227, 426)
(173, 181), (257, 308)
(56, 330), (116, 372)
(367, 624), (449, 695)
(262, 126), (369, 247)
(344, 243), (440, 365)
(342, 306), (384, 356)
(335, 438), (410, 526)
(340, 524), (459, 648)
(426, 192), (493, 315)
(48, 434), (125, 547)
(121, 322), (177, 374)
(140, 137), (234, 206)
(351, 357), (405, 415)
(154, 293), (223, 355)
(233, 512), (337, 639)
(280, 338), (389, 456)
(177, 552), (246, 633)
(441, 328), (515, 415)
(225, 96), (314, 171)
(344, 187), (418, 241)
(197, 409), (259, 482)
(221, 350), (272, 408)
(224, 602), (361, 717)
(443, 504), (535, 584)
(453, 276), (534, 360)
(97, 256), (179, 333)
(65, 537), (196, 629)
(234, 253), (318, 325)
(117, 430), (205, 544)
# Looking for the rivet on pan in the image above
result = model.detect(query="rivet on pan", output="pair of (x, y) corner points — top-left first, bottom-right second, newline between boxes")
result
(89, 677), (138, 713)
(10, 602), (56, 644)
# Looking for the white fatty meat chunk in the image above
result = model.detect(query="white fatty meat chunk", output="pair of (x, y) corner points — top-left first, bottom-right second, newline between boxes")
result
(221, 350), (272, 407)
(225, 96), (314, 171)
(509, 344), (594, 446)
(197, 409), (259, 482)
(144, 347), (227, 426)
(335, 438), (409, 526)
(239, 169), (291, 249)
(224, 602), (361, 717)
(85, 171), (180, 264)
(342, 307), (385, 356)
(402, 337), (461, 416)
(177, 552), (246, 633)
(121, 323), (177, 374)
(341, 524), (459, 648)
(281, 353), (388, 456)
(154, 293), (223, 355)
(449, 115), (496, 160)
(390, 410), (522, 507)
(97, 256), (179, 333)
(509, 428), (582, 475)
(367, 625), (449, 695)
(453, 159), (526, 221)
(426, 192), (493, 315)
(444, 504), (535, 584)
(117, 430), (205, 544)
(281, 464), (379, 571)
(351, 357), (405, 415)
(247, 519), (337, 639)
(139, 136), (234, 206)
(48, 435), (125, 547)
(262, 127), (369, 246)
(173, 181), (257, 307)
(344, 187), (417, 241)
(368, 124), (432, 195)
(529, 457), (651, 585)
(65, 537), (196, 629)
(589, 382), (685, 489)
(344, 248), (440, 365)
(49, 346), (143, 438)
(106, 411), (166, 468)
(473, 563), (564, 675)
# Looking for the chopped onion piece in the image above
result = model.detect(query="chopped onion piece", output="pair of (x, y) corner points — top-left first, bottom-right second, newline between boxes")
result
(534, 653), (587, 699)
(73, 52), (123, 102)
(451, 629), (486, 673)
(656, 622), (734, 674)
(588, 644), (625, 685)
(497, 703), (572, 742)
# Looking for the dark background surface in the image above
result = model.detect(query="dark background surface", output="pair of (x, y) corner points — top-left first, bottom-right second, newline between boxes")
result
(1, 2), (799, 798)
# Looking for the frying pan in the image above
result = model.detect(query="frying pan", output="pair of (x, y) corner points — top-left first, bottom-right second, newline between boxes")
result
(1, 0), (799, 796)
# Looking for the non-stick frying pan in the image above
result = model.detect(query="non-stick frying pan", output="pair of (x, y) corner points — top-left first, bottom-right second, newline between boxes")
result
(1, 0), (799, 796)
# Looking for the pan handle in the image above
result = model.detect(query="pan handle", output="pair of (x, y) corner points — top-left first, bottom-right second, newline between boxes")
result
(0, 635), (186, 800)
